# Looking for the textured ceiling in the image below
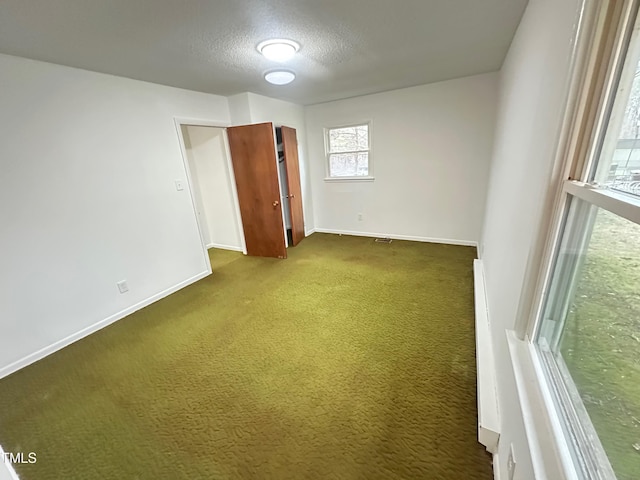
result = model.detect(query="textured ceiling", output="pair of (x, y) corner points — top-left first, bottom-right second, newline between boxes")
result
(0, 0), (528, 105)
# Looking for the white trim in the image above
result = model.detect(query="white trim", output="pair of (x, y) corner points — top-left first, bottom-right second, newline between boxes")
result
(493, 452), (502, 480)
(220, 128), (248, 255)
(324, 120), (373, 179)
(473, 260), (500, 453)
(518, 0), (595, 340)
(173, 118), (217, 275)
(507, 331), (580, 480)
(172, 117), (230, 129)
(0, 444), (21, 480)
(564, 180), (640, 222)
(323, 176), (375, 182)
(305, 228), (317, 236)
(207, 243), (243, 252)
(0, 270), (210, 380)
(173, 117), (248, 257)
(313, 228), (478, 247)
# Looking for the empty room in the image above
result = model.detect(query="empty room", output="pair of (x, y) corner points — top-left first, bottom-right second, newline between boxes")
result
(1, 0), (639, 479)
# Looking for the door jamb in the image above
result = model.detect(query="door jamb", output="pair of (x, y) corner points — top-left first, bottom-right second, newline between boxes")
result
(173, 118), (248, 270)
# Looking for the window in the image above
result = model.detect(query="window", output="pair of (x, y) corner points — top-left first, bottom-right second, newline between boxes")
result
(325, 123), (372, 179)
(533, 2), (640, 479)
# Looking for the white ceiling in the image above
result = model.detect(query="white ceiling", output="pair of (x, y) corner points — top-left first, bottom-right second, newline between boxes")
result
(0, 0), (527, 105)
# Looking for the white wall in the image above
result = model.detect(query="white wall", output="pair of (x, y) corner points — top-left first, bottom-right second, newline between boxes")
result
(228, 92), (315, 235)
(181, 125), (243, 251)
(479, 0), (583, 478)
(227, 93), (252, 126)
(0, 53), (231, 376)
(304, 73), (498, 245)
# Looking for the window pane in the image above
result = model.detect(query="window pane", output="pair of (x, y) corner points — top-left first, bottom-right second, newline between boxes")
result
(329, 153), (368, 177)
(356, 125), (369, 150)
(356, 152), (369, 176)
(593, 28), (640, 199)
(538, 198), (640, 480)
(329, 125), (368, 153)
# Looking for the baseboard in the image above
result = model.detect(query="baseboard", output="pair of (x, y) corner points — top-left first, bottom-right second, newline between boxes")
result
(313, 228), (478, 247)
(0, 270), (211, 380)
(0, 444), (21, 480)
(493, 451), (501, 480)
(304, 228), (316, 236)
(207, 243), (243, 252)
(473, 259), (500, 453)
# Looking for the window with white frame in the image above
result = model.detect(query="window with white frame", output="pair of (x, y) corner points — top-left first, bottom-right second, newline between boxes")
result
(325, 123), (371, 178)
(532, 2), (640, 479)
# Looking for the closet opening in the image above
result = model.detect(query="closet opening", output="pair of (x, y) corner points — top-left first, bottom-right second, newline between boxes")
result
(226, 122), (305, 259)
(176, 122), (245, 255)
(276, 126), (294, 247)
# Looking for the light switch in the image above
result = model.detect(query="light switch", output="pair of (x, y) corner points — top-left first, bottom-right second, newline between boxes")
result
(175, 180), (184, 191)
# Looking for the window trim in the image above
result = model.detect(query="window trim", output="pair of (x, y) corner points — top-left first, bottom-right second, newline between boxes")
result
(516, 0), (640, 479)
(528, 0), (640, 341)
(323, 121), (374, 181)
(519, 0), (638, 342)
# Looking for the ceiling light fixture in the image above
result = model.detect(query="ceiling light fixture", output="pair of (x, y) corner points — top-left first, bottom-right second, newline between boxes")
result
(264, 70), (296, 85)
(257, 39), (300, 62)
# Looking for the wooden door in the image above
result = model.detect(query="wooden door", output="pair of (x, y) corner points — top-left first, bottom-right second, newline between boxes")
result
(281, 126), (305, 246)
(227, 123), (287, 259)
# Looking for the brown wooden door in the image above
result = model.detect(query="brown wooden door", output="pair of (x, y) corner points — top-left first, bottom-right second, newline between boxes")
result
(227, 123), (287, 259)
(281, 126), (306, 246)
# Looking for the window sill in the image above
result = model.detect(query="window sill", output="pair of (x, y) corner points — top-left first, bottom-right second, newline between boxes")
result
(507, 331), (579, 480)
(324, 176), (375, 182)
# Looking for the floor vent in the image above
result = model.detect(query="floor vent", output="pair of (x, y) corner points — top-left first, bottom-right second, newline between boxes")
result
(374, 237), (393, 243)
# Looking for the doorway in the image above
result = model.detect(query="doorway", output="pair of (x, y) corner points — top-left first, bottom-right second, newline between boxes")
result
(276, 125), (305, 247)
(225, 122), (306, 259)
(176, 123), (245, 254)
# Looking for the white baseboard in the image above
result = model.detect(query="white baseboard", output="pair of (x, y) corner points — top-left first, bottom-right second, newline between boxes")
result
(0, 270), (210, 380)
(313, 228), (478, 247)
(493, 451), (501, 480)
(0, 444), (21, 480)
(473, 259), (500, 453)
(304, 228), (316, 236)
(206, 243), (243, 252)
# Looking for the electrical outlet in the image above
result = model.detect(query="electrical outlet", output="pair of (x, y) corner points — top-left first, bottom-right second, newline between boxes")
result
(357, 213), (363, 221)
(117, 280), (129, 294)
(507, 444), (516, 480)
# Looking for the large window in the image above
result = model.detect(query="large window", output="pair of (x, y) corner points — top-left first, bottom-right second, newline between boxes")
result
(534, 2), (640, 479)
(325, 123), (372, 179)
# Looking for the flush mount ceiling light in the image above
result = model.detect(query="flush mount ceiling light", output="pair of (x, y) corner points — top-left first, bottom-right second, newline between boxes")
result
(257, 39), (300, 62)
(264, 70), (296, 85)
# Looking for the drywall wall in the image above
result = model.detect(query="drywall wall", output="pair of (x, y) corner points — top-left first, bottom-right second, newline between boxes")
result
(0, 454), (16, 480)
(479, 0), (583, 477)
(227, 93), (253, 126)
(0, 461), (16, 480)
(0, 53), (231, 376)
(304, 73), (498, 245)
(228, 92), (315, 235)
(181, 125), (243, 251)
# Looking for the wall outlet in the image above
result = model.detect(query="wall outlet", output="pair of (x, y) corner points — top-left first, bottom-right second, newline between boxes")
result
(116, 280), (129, 294)
(507, 444), (516, 480)
(357, 213), (363, 221)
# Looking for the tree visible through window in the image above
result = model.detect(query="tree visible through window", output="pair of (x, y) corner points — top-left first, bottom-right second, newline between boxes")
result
(326, 123), (370, 177)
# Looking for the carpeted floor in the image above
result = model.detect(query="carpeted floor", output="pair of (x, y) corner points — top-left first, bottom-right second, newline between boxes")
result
(0, 233), (492, 479)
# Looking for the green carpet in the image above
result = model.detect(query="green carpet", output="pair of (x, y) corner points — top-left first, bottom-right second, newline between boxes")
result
(0, 233), (492, 479)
